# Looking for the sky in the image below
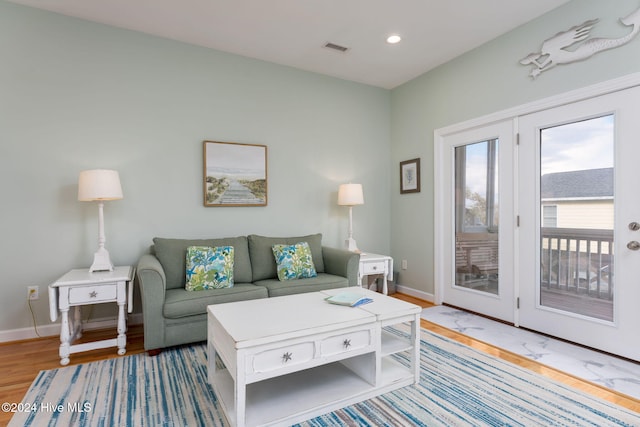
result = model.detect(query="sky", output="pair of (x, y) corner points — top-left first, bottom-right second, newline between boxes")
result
(540, 114), (614, 176)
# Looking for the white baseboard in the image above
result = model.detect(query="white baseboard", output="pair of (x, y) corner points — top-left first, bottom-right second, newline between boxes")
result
(395, 284), (434, 303)
(0, 313), (143, 343)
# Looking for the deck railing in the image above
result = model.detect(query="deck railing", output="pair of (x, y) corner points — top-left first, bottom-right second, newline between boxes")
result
(540, 227), (613, 300)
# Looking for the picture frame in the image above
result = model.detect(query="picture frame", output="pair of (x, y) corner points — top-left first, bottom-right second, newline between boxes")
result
(400, 158), (420, 194)
(203, 141), (267, 207)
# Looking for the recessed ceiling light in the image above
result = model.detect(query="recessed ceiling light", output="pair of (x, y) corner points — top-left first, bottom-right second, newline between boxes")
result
(386, 34), (402, 44)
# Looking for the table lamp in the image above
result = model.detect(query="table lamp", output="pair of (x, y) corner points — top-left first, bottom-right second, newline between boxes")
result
(78, 169), (123, 272)
(338, 183), (364, 252)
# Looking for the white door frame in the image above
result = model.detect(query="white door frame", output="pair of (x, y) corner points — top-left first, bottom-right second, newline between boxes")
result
(434, 72), (640, 323)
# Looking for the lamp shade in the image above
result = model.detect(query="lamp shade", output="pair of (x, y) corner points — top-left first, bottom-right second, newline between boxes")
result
(337, 183), (364, 206)
(78, 169), (123, 201)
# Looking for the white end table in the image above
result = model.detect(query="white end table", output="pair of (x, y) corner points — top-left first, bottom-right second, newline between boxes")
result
(48, 266), (135, 365)
(358, 253), (393, 295)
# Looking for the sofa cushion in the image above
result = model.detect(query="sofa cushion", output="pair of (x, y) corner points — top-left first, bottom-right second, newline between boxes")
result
(163, 283), (267, 318)
(185, 246), (234, 291)
(272, 242), (317, 281)
(154, 236), (251, 290)
(248, 234), (325, 281)
(254, 273), (349, 297)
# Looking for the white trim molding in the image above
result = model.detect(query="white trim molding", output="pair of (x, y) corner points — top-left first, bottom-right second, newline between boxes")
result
(395, 284), (434, 303)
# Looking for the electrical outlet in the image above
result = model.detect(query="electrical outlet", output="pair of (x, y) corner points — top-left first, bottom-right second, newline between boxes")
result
(28, 286), (39, 300)
(401, 260), (408, 270)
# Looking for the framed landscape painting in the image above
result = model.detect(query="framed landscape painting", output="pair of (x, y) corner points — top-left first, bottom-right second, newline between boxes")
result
(203, 141), (268, 207)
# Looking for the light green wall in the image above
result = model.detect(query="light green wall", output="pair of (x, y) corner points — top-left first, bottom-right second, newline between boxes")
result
(390, 0), (640, 296)
(0, 2), (390, 332)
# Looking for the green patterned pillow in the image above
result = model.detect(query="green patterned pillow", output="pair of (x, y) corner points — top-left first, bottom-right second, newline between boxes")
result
(185, 246), (234, 291)
(272, 242), (318, 281)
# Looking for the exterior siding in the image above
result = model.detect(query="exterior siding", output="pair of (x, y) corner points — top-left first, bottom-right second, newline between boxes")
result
(543, 200), (613, 229)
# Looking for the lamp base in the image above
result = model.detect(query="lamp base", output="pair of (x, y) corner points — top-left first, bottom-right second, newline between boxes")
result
(345, 237), (361, 253)
(89, 247), (114, 272)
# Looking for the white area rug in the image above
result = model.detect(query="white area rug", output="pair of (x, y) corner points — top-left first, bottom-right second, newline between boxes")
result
(422, 305), (640, 400)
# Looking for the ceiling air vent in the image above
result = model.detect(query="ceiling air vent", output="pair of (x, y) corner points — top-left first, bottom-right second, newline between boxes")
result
(323, 42), (349, 53)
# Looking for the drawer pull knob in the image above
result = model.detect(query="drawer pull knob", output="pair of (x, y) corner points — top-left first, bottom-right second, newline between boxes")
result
(343, 339), (351, 349)
(372, 266), (377, 270)
(89, 291), (98, 298)
(282, 352), (293, 363)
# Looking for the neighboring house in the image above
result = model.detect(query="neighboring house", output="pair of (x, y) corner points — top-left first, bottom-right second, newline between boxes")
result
(541, 167), (613, 230)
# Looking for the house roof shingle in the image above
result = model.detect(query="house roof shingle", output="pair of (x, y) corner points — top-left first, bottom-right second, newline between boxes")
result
(541, 167), (613, 199)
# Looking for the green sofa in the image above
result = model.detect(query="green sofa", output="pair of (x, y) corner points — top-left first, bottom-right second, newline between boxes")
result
(136, 233), (360, 352)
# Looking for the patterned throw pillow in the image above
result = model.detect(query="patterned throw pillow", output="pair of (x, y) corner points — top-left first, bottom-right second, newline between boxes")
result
(272, 242), (318, 281)
(185, 246), (234, 291)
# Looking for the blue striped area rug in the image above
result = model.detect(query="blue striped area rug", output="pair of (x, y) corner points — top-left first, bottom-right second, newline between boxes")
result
(10, 327), (640, 426)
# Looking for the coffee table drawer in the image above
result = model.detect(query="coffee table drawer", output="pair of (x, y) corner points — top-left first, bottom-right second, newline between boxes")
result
(251, 342), (315, 374)
(321, 329), (372, 357)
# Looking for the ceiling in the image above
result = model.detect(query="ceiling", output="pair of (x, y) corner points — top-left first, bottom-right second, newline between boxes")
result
(9, 0), (570, 89)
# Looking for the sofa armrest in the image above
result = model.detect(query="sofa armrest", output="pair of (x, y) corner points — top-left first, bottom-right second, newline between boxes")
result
(322, 246), (360, 286)
(136, 254), (167, 351)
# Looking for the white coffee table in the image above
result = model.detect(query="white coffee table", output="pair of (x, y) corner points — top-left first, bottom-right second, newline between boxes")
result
(207, 288), (420, 427)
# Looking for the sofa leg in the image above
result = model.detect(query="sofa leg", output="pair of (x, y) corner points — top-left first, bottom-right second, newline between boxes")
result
(147, 349), (162, 357)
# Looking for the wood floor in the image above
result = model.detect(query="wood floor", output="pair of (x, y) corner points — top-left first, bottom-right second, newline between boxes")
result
(0, 294), (637, 426)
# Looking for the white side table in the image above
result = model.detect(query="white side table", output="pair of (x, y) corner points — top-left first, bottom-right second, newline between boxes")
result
(357, 253), (393, 295)
(48, 266), (135, 365)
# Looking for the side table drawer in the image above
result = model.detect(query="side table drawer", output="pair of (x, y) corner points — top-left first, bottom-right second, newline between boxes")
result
(251, 342), (315, 374)
(362, 261), (386, 275)
(68, 284), (117, 304)
(321, 329), (372, 357)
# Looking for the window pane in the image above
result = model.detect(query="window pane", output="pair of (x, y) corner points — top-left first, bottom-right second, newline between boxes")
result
(454, 139), (499, 295)
(539, 115), (614, 321)
(542, 205), (557, 227)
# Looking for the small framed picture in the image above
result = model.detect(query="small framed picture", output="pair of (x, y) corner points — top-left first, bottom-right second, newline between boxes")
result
(203, 141), (267, 207)
(400, 158), (420, 194)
